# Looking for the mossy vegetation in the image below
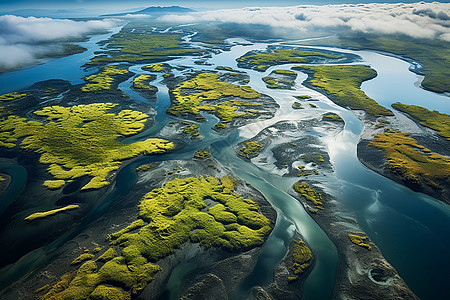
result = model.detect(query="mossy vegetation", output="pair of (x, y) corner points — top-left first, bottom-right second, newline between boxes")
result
(239, 141), (263, 159)
(71, 253), (95, 265)
(142, 63), (166, 72)
(238, 49), (342, 71)
(43, 180), (66, 190)
(296, 65), (393, 117)
(88, 33), (201, 65)
(181, 122), (200, 138)
(194, 149), (211, 159)
(136, 163), (156, 172)
(293, 182), (324, 210)
(322, 113), (344, 122)
(0, 103), (174, 190)
(82, 66), (128, 92)
(288, 240), (313, 282)
(168, 73), (262, 128)
(0, 92), (28, 102)
(392, 103), (450, 140)
(292, 102), (303, 109)
(40, 176), (272, 299)
(348, 234), (371, 250)
(369, 130), (450, 190)
(24, 205), (79, 221)
(132, 74), (157, 92)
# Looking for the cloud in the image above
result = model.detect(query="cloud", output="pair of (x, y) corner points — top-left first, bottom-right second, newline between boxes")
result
(0, 15), (122, 71)
(159, 2), (450, 41)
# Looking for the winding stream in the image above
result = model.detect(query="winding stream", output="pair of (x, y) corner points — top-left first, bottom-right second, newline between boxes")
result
(0, 28), (449, 300)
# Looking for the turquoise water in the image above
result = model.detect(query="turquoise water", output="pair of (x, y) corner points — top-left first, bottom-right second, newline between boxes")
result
(0, 29), (449, 300)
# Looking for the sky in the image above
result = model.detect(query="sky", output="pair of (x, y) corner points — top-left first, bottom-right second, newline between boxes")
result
(0, 1), (445, 11)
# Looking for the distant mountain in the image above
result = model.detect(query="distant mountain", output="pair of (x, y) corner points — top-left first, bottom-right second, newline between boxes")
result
(102, 6), (195, 17)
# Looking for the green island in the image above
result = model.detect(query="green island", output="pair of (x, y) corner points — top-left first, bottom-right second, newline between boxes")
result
(88, 33), (202, 65)
(132, 74), (157, 92)
(295, 65), (393, 117)
(193, 149), (211, 159)
(369, 130), (450, 189)
(348, 234), (371, 250)
(239, 141), (263, 159)
(71, 253), (95, 266)
(392, 103), (450, 140)
(322, 113), (344, 122)
(142, 63), (167, 72)
(288, 240), (313, 282)
(39, 176), (272, 299)
(0, 92), (28, 102)
(293, 182), (324, 210)
(0, 103), (174, 190)
(24, 205), (79, 221)
(82, 66), (129, 92)
(168, 73), (262, 129)
(238, 49), (342, 71)
(262, 69), (297, 89)
(292, 102), (303, 109)
(181, 121), (200, 138)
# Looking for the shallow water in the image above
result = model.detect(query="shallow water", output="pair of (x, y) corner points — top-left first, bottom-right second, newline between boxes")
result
(0, 28), (449, 300)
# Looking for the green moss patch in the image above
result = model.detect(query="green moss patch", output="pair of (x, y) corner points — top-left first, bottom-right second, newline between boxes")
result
(293, 182), (324, 210)
(392, 103), (450, 140)
(0, 92), (28, 102)
(82, 66), (128, 92)
(239, 141), (263, 159)
(88, 33), (201, 65)
(168, 73), (263, 128)
(288, 240), (313, 282)
(194, 149), (211, 159)
(40, 176), (272, 299)
(348, 234), (371, 250)
(132, 74), (157, 93)
(239, 49), (342, 71)
(296, 65), (393, 117)
(369, 130), (450, 190)
(0, 103), (174, 190)
(24, 205), (79, 221)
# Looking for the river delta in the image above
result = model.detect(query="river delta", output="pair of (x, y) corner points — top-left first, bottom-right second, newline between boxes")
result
(0, 21), (449, 300)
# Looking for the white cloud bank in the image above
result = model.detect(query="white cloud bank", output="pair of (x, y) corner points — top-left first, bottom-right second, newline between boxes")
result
(159, 2), (450, 41)
(0, 15), (122, 71)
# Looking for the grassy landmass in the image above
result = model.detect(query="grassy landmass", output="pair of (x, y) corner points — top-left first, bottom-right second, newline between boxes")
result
(0, 92), (28, 102)
(239, 141), (263, 159)
(262, 70), (296, 89)
(296, 65), (393, 117)
(24, 205), (79, 221)
(288, 240), (313, 282)
(142, 63), (166, 72)
(369, 130), (450, 190)
(348, 234), (371, 250)
(168, 73), (262, 129)
(238, 49), (342, 71)
(43, 180), (66, 190)
(71, 253), (95, 265)
(181, 122), (200, 138)
(194, 149), (211, 159)
(0, 103), (174, 190)
(293, 182), (324, 210)
(82, 66), (128, 92)
(40, 176), (272, 299)
(391, 103), (450, 140)
(132, 74), (157, 92)
(322, 113), (344, 122)
(88, 33), (201, 65)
